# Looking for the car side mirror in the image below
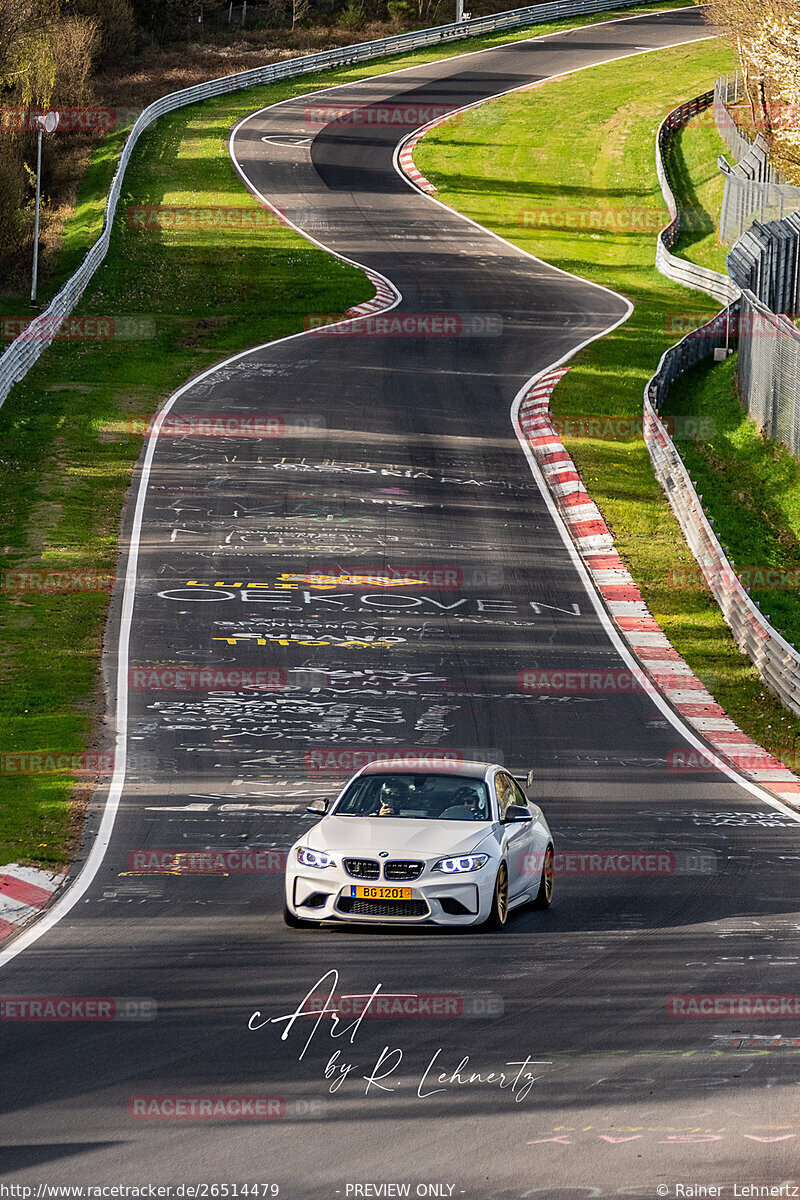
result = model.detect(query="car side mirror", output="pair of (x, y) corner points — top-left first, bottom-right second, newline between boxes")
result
(526, 770), (535, 788)
(504, 804), (533, 823)
(306, 798), (329, 815)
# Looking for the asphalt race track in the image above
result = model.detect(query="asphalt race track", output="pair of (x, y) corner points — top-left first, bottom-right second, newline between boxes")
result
(4, 7), (800, 1197)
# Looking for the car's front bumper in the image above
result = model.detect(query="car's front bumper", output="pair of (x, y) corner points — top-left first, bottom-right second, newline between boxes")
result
(286, 866), (493, 926)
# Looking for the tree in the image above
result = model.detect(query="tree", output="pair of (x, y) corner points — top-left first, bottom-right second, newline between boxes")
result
(0, 0), (60, 108)
(68, 0), (135, 68)
(706, 0), (800, 178)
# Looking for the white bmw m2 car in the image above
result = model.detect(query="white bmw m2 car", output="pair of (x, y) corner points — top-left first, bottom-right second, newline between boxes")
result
(284, 760), (554, 930)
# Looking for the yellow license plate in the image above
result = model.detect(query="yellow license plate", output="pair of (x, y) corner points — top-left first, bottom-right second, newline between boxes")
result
(350, 885), (412, 900)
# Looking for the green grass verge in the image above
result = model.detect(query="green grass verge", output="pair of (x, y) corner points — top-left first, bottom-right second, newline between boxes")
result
(0, 103), (374, 869)
(0, 0), (695, 867)
(416, 37), (800, 761)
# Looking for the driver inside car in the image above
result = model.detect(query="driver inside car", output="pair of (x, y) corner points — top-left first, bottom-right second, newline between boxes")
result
(438, 785), (484, 820)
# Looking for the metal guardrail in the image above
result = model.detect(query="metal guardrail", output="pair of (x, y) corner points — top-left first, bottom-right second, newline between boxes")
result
(646, 93), (800, 719)
(654, 90), (738, 304)
(645, 307), (736, 412)
(0, 0), (651, 411)
(644, 376), (800, 721)
(714, 73), (800, 244)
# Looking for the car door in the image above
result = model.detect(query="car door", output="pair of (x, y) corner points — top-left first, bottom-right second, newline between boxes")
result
(494, 771), (532, 897)
(512, 778), (546, 893)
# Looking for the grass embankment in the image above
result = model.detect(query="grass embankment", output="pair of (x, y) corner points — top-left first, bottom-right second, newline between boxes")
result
(661, 110), (730, 273)
(666, 351), (800, 659)
(0, 1), (693, 867)
(416, 38), (800, 760)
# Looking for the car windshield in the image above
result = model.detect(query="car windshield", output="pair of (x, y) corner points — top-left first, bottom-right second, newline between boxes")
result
(333, 773), (490, 821)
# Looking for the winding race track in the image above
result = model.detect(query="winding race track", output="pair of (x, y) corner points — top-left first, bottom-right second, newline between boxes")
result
(4, 7), (800, 1196)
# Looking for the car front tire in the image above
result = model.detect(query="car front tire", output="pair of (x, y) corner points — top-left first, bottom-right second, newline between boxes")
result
(532, 843), (554, 910)
(479, 861), (509, 932)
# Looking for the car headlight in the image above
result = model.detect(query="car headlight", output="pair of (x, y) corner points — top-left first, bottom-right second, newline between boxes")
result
(297, 846), (335, 869)
(433, 854), (489, 874)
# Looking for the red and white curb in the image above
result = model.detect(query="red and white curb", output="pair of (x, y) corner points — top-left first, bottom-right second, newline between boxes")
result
(0, 863), (67, 944)
(342, 270), (398, 318)
(519, 369), (800, 805)
(396, 106), (465, 195)
(398, 136), (438, 194)
(395, 77), (571, 198)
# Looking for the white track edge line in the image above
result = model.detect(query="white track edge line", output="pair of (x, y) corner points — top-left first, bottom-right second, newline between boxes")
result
(384, 42), (800, 821)
(223, 5), (700, 125)
(511, 369), (800, 820)
(0, 6), (740, 972)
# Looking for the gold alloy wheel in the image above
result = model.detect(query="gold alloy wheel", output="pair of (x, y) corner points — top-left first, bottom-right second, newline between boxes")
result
(543, 845), (554, 903)
(495, 861), (509, 925)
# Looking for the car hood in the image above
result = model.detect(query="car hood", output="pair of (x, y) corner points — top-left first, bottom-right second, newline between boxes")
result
(306, 816), (494, 858)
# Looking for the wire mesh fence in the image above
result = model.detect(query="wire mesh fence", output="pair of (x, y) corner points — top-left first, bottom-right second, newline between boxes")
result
(714, 73), (800, 244)
(644, 86), (800, 718)
(727, 211), (800, 313)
